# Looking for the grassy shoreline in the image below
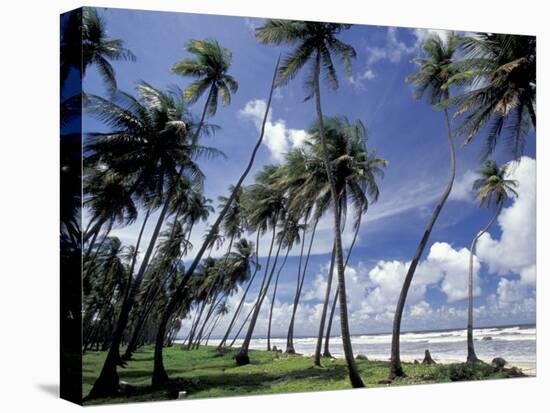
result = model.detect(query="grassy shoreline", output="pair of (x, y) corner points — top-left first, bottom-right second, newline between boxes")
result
(83, 345), (528, 405)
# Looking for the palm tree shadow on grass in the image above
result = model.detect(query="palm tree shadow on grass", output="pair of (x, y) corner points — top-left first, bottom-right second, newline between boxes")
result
(85, 355), (350, 404)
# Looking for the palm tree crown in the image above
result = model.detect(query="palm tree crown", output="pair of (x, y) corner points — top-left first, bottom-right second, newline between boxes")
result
(473, 160), (518, 207)
(82, 7), (135, 90)
(406, 32), (460, 105)
(256, 20), (356, 98)
(171, 39), (238, 117)
(453, 34), (536, 157)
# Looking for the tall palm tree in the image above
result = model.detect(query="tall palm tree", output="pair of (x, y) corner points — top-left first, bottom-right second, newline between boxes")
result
(151, 57), (281, 387)
(217, 223), (262, 349)
(234, 165), (287, 364)
(187, 186), (246, 349)
(61, 7), (136, 91)
(324, 137), (386, 357)
(196, 238), (255, 347)
(267, 216), (304, 350)
(172, 38), (238, 139)
(87, 83), (220, 398)
(205, 302), (230, 345)
(452, 34), (536, 158)
(389, 33), (459, 379)
(306, 117), (387, 366)
(466, 160), (518, 362)
(256, 19), (363, 388)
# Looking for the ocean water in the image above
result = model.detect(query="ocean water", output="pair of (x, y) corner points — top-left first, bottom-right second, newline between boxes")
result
(226, 325), (536, 368)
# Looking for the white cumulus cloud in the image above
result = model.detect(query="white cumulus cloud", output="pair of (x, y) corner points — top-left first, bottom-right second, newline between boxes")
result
(239, 99), (309, 163)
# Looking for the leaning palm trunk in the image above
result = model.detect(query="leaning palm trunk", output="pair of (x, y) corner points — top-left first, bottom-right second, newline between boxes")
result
(314, 243), (336, 365)
(267, 245), (291, 350)
(286, 216), (319, 353)
(194, 295), (223, 348)
(151, 57), (281, 387)
(229, 301), (257, 347)
(467, 204), (501, 362)
(218, 228), (261, 348)
(389, 108), (456, 379)
(187, 235), (234, 349)
(205, 313), (223, 346)
(235, 220), (288, 365)
(324, 216), (361, 357)
(89, 171), (180, 398)
(313, 55), (364, 388)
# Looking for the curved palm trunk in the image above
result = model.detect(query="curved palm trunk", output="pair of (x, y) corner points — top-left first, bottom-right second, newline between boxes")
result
(194, 294), (224, 348)
(151, 57), (281, 387)
(235, 220), (287, 365)
(88, 171), (179, 398)
(467, 204), (501, 363)
(286, 217), (319, 353)
(124, 230), (189, 359)
(85, 221), (114, 274)
(229, 302), (256, 347)
(267, 245), (291, 350)
(389, 108), (456, 379)
(314, 243), (336, 365)
(187, 235), (234, 349)
(218, 228), (261, 348)
(206, 313), (223, 346)
(324, 216), (362, 357)
(323, 287), (339, 357)
(313, 54), (364, 388)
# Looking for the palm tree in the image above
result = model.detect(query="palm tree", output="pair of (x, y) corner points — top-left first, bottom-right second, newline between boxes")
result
(87, 83), (221, 398)
(267, 216), (304, 350)
(83, 236), (128, 352)
(323, 134), (386, 357)
(61, 7), (135, 91)
(206, 302), (230, 345)
(172, 38), (238, 139)
(389, 33), (460, 379)
(198, 239), (256, 347)
(279, 148), (319, 354)
(452, 34), (536, 158)
(305, 117), (387, 366)
(217, 222), (262, 349)
(234, 165), (287, 364)
(151, 57), (281, 387)
(466, 160), (518, 362)
(188, 186), (246, 349)
(256, 19), (363, 388)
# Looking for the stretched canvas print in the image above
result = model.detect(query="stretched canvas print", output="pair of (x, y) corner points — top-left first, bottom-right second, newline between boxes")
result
(60, 6), (537, 406)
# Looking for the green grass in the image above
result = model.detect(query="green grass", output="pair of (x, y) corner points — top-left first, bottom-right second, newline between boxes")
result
(83, 346), (524, 405)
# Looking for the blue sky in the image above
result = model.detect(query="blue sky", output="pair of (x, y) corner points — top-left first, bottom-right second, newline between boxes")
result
(83, 8), (536, 337)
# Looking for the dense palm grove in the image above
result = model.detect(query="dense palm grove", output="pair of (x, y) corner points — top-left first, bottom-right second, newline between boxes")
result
(60, 8), (535, 399)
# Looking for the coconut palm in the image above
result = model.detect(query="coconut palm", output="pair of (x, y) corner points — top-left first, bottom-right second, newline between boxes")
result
(234, 165), (287, 364)
(61, 7), (135, 91)
(217, 220), (263, 349)
(195, 239), (256, 347)
(452, 34), (536, 158)
(188, 186), (247, 349)
(151, 58), (281, 387)
(267, 216), (304, 350)
(256, 20), (363, 387)
(205, 302), (230, 345)
(323, 133), (386, 357)
(172, 38), (238, 138)
(466, 160), (518, 362)
(87, 83), (221, 398)
(388, 33), (459, 379)
(304, 117), (387, 366)
(83, 236), (129, 352)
